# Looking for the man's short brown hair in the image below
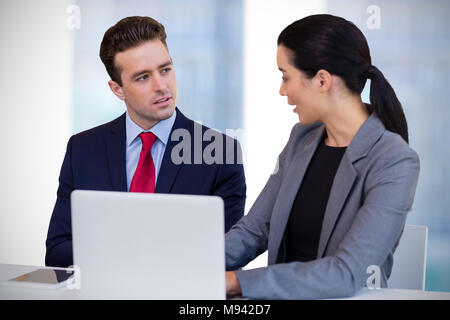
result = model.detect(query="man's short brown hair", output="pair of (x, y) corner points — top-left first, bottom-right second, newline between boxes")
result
(99, 16), (168, 86)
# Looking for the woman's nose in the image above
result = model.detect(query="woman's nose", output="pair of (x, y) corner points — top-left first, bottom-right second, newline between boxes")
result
(279, 83), (286, 96)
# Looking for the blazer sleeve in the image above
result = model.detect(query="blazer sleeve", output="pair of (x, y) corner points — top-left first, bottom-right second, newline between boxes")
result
(211, 137), (247, 232)
(231, 142), (420, 299)
(45, 136), (75, 267)
(225, 124), (299, 270)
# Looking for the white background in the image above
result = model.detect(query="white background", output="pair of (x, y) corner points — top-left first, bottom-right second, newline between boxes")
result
(0, 0), (72, 265)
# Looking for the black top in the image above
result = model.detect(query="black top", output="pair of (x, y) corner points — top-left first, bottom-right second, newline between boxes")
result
(284, 135), (347, 263)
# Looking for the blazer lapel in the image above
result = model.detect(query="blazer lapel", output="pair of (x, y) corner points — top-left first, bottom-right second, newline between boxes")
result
(154, 137), (183, 193)
(316, 154), (357, 258)
(268, 125), (324, 264)
(155, 108), (187, 193)
(106, 113), (128, 191)
(316, 112), (385, 258)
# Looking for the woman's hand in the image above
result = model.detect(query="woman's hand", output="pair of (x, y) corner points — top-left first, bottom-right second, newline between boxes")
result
(225, 271), (242, 298)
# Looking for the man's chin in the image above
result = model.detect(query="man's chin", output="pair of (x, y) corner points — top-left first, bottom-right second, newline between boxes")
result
(158, 104), (176, 118)
(148, 104), (175, 122)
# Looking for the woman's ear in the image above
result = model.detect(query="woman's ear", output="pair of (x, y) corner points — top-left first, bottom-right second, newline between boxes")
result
(316, 69), (332, 93)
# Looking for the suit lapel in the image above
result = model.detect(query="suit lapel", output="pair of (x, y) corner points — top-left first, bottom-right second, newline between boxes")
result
(154, 137), (183, 193)
(316, 153), (357, 258)
(106, 113), (128, 191)
(268, 126), (324, 264)
(316, 112), (385, 258)
(155, 108), (187, 193)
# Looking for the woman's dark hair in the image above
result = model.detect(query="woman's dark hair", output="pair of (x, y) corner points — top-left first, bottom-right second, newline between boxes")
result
(278, 14), (409, 143)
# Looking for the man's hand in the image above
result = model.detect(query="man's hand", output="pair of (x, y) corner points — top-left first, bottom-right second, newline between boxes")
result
(225, 271), (242, 298)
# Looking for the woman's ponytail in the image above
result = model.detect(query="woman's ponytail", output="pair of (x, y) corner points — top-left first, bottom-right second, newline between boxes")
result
(278, 15), (410, 144)
(364, 65), (409, 144)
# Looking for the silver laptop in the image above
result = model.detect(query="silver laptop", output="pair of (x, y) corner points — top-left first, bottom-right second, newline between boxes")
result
(71, 190), (225, 299)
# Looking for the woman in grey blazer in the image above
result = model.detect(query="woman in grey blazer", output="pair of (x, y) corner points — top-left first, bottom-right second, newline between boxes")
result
(225, 14), (420, 299)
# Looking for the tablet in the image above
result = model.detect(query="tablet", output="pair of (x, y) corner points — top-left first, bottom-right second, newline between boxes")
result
(2, 267), (75, 290)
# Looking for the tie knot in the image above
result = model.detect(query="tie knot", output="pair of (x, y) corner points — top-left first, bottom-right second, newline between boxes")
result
(139, 132), (157, 151)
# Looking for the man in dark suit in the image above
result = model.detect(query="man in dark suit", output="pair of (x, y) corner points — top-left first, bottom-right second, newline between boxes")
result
(45, 16), (246, 268)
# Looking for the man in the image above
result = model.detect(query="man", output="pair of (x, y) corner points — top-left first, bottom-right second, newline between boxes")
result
(45, 16), (246, 268)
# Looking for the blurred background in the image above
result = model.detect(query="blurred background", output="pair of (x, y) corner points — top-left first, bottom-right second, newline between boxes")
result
(0, 0), (449, 292)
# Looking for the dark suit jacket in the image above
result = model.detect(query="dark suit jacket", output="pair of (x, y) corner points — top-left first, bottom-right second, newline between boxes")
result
(46, 108), (246, 267)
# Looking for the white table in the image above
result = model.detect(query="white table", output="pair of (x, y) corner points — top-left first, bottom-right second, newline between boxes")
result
(1, 264), (449, 300)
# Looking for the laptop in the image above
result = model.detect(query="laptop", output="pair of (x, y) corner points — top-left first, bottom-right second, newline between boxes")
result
(71, 190), (225, 299)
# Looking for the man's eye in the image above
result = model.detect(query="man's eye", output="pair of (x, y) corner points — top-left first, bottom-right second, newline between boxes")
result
(137, 75), (148, 81)
(282, 77), (288, 82)
(161, 68), (171, 74)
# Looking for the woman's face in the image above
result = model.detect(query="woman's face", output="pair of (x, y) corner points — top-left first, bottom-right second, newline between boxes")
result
(277, 45), (322, 124)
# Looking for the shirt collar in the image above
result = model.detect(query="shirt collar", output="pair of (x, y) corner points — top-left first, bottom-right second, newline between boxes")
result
(126, 109), (177, 147)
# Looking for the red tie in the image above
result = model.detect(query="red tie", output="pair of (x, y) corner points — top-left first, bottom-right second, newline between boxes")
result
(130, 132), (157, 193)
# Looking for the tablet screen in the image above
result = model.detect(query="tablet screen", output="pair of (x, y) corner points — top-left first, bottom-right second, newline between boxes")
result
(9, 268), (74, 285)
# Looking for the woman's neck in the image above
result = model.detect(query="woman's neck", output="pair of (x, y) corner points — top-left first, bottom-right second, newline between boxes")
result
(322, 96), (370, 147)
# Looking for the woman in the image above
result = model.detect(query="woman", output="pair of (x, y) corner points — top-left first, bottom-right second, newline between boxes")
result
(225, 14), (420, 299)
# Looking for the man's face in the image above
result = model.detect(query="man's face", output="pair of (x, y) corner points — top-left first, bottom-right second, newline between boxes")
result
(109, 40), (178, 130)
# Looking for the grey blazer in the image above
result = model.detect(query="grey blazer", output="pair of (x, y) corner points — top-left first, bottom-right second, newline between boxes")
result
(225, 112), (420, 299)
